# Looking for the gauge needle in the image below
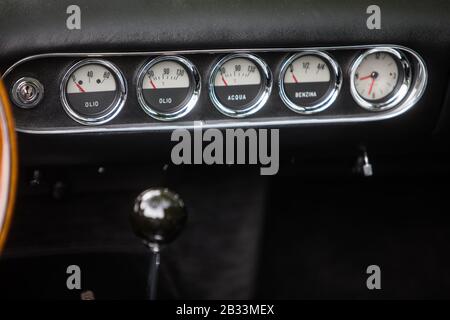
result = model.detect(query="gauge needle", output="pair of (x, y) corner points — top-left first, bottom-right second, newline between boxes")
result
(150, 80), (157, 89)
(75, 82), (86, 93)
(368, 77), (376, 95)
(221, 75), (228, 86)
(291, 72), (299, 83)
(359, 74), (373, 81)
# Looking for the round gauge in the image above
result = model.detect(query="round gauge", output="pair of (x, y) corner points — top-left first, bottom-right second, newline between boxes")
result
(209, 53), (272, 117)
(60, 59), (127, 125)
(279, 51), (341, 114)
(136, 56), (200, 121)
(350, 48), (411, 111)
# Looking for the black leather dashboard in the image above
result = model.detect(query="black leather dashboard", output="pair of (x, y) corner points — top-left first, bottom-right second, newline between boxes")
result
(1, 0), (450, 61)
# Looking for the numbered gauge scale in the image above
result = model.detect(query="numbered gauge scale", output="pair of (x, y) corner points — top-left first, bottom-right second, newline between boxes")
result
(60, 59), (127, 125)
(136, 56), (201, 121)
(350, 47), (412, 111)
(279, 51), (341, 114)
(209, 53), (272, 118)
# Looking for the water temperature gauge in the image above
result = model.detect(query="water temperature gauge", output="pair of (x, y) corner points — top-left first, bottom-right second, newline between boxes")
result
(279, 51), (341, 114)
(61, 59), (127, 125)
(209, 53), (272, 117)
(350, 48), (411, 111)
(136, 56), (200, 121)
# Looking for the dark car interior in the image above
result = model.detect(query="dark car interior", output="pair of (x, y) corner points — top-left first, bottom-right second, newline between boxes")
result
(1, 0), (450, 301)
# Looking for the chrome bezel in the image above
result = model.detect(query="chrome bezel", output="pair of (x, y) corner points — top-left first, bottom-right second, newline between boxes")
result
(136, 56), (201, 121)
(278, 51), (342, 114)
(350, 47), (412, 112)
(60, 59), (127, 126)
(209, 53), (272, 118)
(11, 77), (45, 109)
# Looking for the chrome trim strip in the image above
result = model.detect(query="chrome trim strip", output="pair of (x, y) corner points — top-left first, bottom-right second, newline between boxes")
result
(1, 44), (427, 134)
(208, 53), (273, 118)
(349, 47), (412, 111)
(136, 55), (201, 121)
(278, 50), (342, 114)
(60, 59), (127, 126)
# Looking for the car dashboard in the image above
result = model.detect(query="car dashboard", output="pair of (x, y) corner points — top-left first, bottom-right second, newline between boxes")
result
(1, 0), (450, 301)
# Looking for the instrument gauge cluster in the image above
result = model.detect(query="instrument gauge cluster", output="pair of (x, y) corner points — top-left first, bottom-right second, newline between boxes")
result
(2, 45), (427, 133)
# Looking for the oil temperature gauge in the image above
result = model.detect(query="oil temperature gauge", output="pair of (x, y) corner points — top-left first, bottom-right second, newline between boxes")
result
(60, 59), (127, 125)
(279, 51), (341, 114)
(136, 56), (200, 121)
(350, 48), (411, 111)
(209, 53), (272, 117)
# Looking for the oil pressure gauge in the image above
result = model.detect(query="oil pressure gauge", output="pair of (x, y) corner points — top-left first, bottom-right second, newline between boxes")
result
(61, 59), (127, 125)
(279, 51), (341, 114)
(209, 53), (272, 117)
(350, 48), (411, 111)
(136, 56), (200, 121)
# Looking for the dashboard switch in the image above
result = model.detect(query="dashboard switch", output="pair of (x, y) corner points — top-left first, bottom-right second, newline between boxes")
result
(355, 149), (373, 177)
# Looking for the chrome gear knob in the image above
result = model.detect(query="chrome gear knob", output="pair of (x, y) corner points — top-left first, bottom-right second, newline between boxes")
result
(130, 188), (187, 251)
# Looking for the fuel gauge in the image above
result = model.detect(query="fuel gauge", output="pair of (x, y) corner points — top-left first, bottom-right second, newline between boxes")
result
(279, 51), (341, 114)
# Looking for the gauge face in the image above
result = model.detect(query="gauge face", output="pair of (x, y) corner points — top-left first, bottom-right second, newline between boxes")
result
(350, 48), (411, 111)
(137, 56), (200, 120)
(66, 64), (117, 116)
(61, 60), (126, 125)
(210, 54), (271, 117)
(279, 52), (340, 113)
(353, 51), (401, 101)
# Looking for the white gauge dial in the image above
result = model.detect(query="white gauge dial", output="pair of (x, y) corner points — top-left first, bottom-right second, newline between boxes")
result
(136, 56), (200, 120)
(353, 52), (400, 101)
(66, 64), (117, 94)
(61, 59), (126, 125)
(209, 54), (271, 118)
(142, 60), (190, 89)
(279, 52), (340, 114)
(283, 55), (331, 84)
(213, 58), (261, 87)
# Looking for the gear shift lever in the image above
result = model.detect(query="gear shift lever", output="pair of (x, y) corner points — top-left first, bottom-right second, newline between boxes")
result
(130, 188), (187, 300)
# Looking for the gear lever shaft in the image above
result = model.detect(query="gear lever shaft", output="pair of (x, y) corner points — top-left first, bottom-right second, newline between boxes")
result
(130, 188), (187, 300)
